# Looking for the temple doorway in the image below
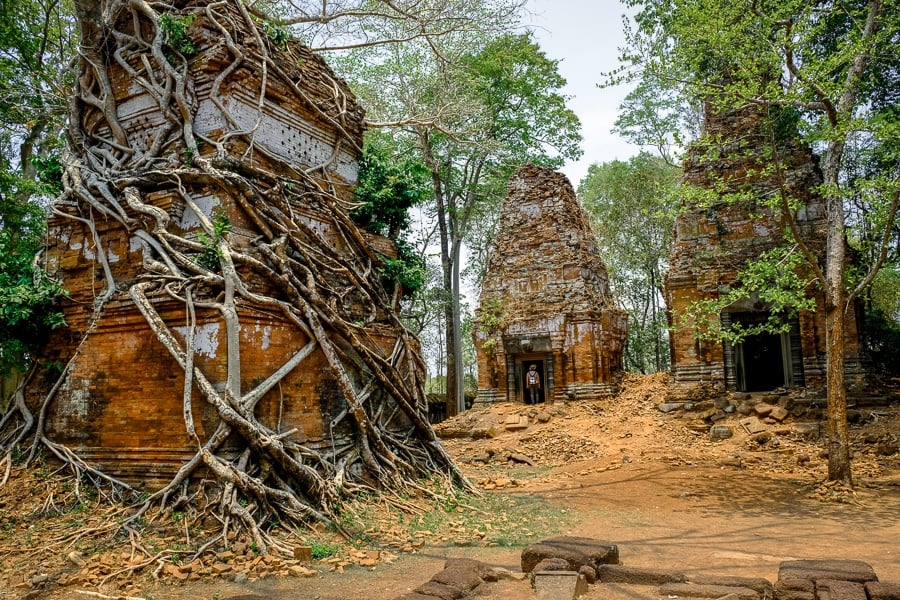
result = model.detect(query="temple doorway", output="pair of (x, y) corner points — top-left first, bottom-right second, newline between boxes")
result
(735, 331), (785, 391)
(520, 359), (546, 404)
(727, 311), (802, 392)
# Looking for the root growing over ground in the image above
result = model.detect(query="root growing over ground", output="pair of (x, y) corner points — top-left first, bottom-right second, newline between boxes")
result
(0, 0), (468, 557)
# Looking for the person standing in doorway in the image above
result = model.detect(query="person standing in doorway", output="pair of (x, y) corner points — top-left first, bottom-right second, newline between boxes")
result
(526, 364), (541, 405)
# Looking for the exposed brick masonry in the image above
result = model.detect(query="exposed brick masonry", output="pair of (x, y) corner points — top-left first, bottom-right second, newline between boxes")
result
(473, 164), (627, 405)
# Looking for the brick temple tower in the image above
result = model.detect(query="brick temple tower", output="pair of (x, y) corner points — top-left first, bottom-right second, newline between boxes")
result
(473, 164), (627, 405)
(665, 103), (868, 400)
(27, 8), (401, 482)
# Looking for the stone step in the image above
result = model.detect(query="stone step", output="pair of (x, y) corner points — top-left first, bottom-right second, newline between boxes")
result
(659, 582), (761, 600)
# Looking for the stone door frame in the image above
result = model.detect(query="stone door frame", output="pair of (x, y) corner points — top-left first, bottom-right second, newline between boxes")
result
(722, 311), (804, 391)
(510, 354), (552, 404)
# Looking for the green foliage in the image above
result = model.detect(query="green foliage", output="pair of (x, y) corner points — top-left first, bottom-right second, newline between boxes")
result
(677, 245), (819, 344)
(862, 308), (900, 377)
(475, 295), (504, 357)
(181, 146), (195, 167)
(869, 265), (900, 322)
(0, 264), (67, 375)
(0, 173), (67, 375)
(459, 32), (583, 169)
(10, 445), (25, 465)
(352, 137), (430, 297)
(424, 374), (446, 395)
(352, 136), (430, 240)
(261, 20), (289, 49)
(30, 154), (63, 194)
(309, 541), (340, 559)
(475, 296), (504, 332)
(378, 240), (426, 296)
(0, 0), (74, 375)
(194, 210), (232, 271)
(578, 153), (679, 373)
(861, 266), (900, 376)
(158, 13), (197, 56)
(611, 78), (701, 165)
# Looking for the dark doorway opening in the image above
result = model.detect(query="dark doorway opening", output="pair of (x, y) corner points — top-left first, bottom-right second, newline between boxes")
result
(522, 360), (545, 404)
(724, 311), (803, 392)
(737, 331), (785, 391)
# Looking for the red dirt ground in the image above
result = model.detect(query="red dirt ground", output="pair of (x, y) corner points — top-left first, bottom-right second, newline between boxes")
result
(3, 373), (899, 599)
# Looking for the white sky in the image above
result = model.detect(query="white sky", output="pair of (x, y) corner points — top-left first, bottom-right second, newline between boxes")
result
(525, 0), (641, 187)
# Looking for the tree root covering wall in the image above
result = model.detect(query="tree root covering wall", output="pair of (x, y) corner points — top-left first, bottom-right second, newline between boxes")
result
(473, 164), (627, 405)
(1, 0), (465, 547)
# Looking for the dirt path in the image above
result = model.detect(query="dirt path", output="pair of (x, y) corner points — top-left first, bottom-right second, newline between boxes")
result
(5, 374), (899, 599)
(75, 460), (900, 600)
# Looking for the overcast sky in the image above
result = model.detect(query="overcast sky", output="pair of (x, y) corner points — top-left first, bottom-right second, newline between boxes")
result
(525, 0), (641, 187)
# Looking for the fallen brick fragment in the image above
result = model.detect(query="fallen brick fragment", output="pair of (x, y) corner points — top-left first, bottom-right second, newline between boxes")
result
(658, 582), (760, 600)
(597, 564), (685, 585)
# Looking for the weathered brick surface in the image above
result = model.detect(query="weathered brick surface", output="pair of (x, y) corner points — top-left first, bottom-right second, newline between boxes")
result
(521, 536), (619, 573)
(688, 574), (773, 595)
(659, 582), (761, 599)
(26, 7), (406, 483)
(397, 558), (491, 600)
(597, 564), (685, 585)
(431, 565), (484, 592)
(474, 165), (627, 405)
(778, 559), (878, 584)
(815, 579), (867, 600)
(665, 103), (868, 398)
(776, 577), (816, 599)
(414, 581), (465, 600)
(866, 581), (900, 600)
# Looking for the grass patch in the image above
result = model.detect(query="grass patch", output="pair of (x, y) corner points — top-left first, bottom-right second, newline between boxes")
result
(410, 490), (569, 548)
(310, 541), (341, 559)
(332, 480), (573, 552)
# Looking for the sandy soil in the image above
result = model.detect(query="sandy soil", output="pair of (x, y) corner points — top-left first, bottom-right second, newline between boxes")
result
(3, 373), (899, 599)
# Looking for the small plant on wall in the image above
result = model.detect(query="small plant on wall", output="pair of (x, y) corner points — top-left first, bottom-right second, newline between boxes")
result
(476, 296), (506, 357)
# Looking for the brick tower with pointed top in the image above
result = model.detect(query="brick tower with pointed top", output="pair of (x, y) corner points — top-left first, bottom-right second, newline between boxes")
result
(473, 164), (627, 404)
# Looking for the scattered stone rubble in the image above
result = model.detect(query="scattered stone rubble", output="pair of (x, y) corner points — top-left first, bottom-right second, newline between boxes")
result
(656, 389), (900, 457)
(395, 557), (525, 600)
(6, 542), (400, 597)
(657, 390), (818, 440)
(395, 538), (900, 600)
(435, 401), (606, 467)
(437, 374), (899, 492)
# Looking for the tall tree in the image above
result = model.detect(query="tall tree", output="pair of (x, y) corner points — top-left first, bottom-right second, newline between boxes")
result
(617, 0), (899, 483)
(0, 0), (73, 380)
(578, 153), (679, 373)
(335, 29), (582, 415)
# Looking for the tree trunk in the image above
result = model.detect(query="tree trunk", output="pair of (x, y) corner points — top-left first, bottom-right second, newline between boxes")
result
(444, 283), (459, 417)
(420, 134), (461, 417)
(822, 121), (852, 484)
(824, 294), (852, 484)
(823, 138), (852, 484)
(450, 237), (465, 414)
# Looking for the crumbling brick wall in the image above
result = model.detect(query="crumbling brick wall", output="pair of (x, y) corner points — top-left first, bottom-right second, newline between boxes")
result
(28, 6), (398, 482)
(665, 103), (867, 400)
(473, 164), (627, 404)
